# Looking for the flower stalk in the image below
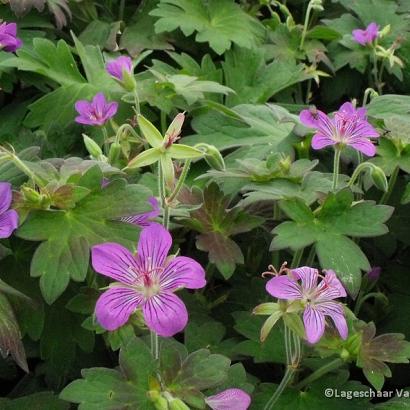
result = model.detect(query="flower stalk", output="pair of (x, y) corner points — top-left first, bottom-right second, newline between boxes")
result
(332, 146), (342, 191)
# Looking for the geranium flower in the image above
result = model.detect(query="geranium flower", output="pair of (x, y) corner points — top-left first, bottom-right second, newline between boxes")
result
(106, 56), (133, 81)
(352, 22), (379, 46)
(92, 223), (206, 336)
(205, 389), (251, 410)
(75, 93), (118, 126)
(121, 197), (160, 227)
(0, 22), (22, 52)
(266, 267), (348, 344)
(0, 182), (19, 238)
(299, 102), (379, 156)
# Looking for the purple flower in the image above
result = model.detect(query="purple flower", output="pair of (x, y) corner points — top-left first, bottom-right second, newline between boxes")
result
(352, 22), (379, 46)
(0, 22), (22, 53)
(75, 93), (118, 126)
(300, 102), (379, 156)
(92, 223), (206, 336)
(121, 197), (160, 227)
(366, 266), (381, 282)
(106, 56), (133, 81)
(205, 389), (251, 410)
(266, 267), (348, 344)
(0, 182), (19, 238)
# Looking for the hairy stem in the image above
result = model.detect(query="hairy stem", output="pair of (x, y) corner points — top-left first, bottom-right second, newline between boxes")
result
(291, 248), (304, 268)
(380, 166), (399, 204)
(294, 358), (344, 390)
(167, 160), (191, 204)
(332, 146), (342, 191)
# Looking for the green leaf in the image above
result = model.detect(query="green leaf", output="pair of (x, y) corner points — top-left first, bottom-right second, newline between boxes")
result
(17, 171), (152, 303)
(0, 293), (28, 373)
(179, 184), (263, 278)
(185, 320), (226, 353)
(357, 322), (410, 390)
(223, 47), (310, 106)
(271, 190), (393, 296)
(184, 104), (296, 153)
(60, 337), (156, 409)
(138, 114), (164, 148)
(150, 0), (265, 55)
(0, 391), (69, 410)
(372, 138), (410, 175)
(306, 26), (342, 41)
(120, 0), (172, 55)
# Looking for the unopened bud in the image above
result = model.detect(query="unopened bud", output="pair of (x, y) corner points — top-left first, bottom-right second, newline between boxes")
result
(169, 398), (190, 410)
(83, 134), (103, 160)
(120, 69), (137, 92)
(195, 143), (225, 171)
(165, 113), (185, 144)
(21, 186), (42, 204)
(108, 142), (122, 165)
(378, 24), (391, 38)
(370, 165), (388, 192)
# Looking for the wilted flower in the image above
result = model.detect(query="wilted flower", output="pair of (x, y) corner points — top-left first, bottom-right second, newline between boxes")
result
(121, 197), (160, 227)
(300, 102), (379, 156)
(75, 93), (118, 126)
(205, 389), (251, 410)
(0, 182), (18, 238)
(353, 22), (379, 46)
(92, 223), (206, 336)
(266, 267), (348, 344)
(0, 22), (22, 52)
(106, 56), (133, 80)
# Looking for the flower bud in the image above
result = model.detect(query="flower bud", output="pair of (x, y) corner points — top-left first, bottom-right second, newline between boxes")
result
(194, 143), (225, 171)
(21, 186), (43, 204)
(378, 24), (391, 38)
(108, 142), (122, 165)
(168, 398), (190, 410)
(370, 165), (388, 192)
(83, 134), (103, 160)
(120, 69), (137, 92)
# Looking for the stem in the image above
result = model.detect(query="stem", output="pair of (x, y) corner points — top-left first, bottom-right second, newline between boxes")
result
(167, 160), (191, 204)
(332, 147), (342, 191)
(101, 126), (109, 156)
(305, 245), (316, 266)
(6, 151), (44, 187)
(380, 166), (399, 204)
(291, 248), (304, 268)
(160, 111), (167, 135)
(264, 325), (300, 410)
(305, 78), (312, 104)
(299, 2), (312, 50)
(354, 292), (388, 316)
(133, 89), (140, 116)
(119, 0), (125, 21)
(371, 48), (383, 95)
(115, 123), (140, 143)
(294, 358), (344, 390)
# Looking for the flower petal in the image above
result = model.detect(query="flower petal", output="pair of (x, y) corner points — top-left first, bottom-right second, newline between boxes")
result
(348, 139), (376, 156)
(352, 29), (367, 45)
(291, 266), (319, 293)
(95, 285), (143, 331)
(303, 305), (325, 344)
(317, 269), (347, 299)
(74, 100), (92, 116)
(104, 101), (118, 120)
(266, 275), (302, 300)
(136, 223), (172, 272)
(206, 388), (251, 410)
(91, 243), (139, 285)
(317, 301), (348, 340)
(299, 109), (327, 128)
(121, 197), (160, 227)
(142, 292), (188, 337)
(160, 256), (206, 291)
(311, 133), (336, 150)
(0, 182), (13, 214)
(0, 209), (18, 238)
(93, 92), (107, 117)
